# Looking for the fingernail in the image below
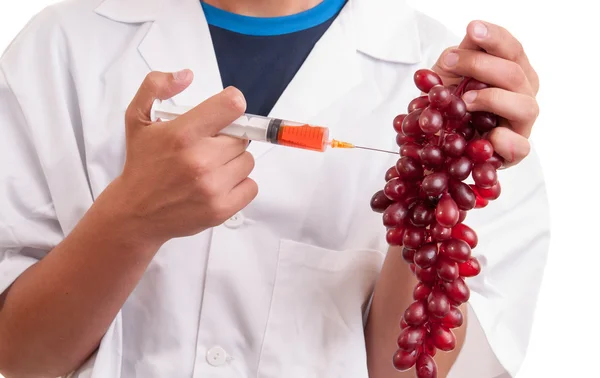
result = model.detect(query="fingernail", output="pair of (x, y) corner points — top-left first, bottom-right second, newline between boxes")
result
(462, 91), (477, 104)
(173, 69), (191, 82)
(444, 52), (459, 67)
(473, 22), (487, 39)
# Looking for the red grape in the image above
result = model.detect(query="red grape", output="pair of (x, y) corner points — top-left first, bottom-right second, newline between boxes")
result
(385, 166), (400, 181)
(471, 111), (497, 132)
(422, 172), (449, 197)
(386, 227), (405, 245)
(447, 156), (473, 181)
(414, 69), (442, 93)
(420, 145), (445, 168)
(416, 353), (438, 378)
(441, 277), (470, 304)
(423, 339), (436, 357)
(410, 202), (435, 227)
(442, 133), (467, 157)
(472, 162), (498, 188)
(400, 317), (409, 329)
(415, 266), (437, 285)
(477, 181), (501, 200)
(466, 139), (494, 163)
(382, 202), (409, 227)
(401, 142), (423, 161)
(430, 324), (456, 351)
(404, 301), (429, 326)
(393, 114), (408, 133)
(464, 79), (488, 91)
(408, 96), (430, 113)
(427, 291), (451, 318)
(371, 70), (500, 376)
(397, 133), (416, 146)
(448, 180), (476, 211)
(435, 194), (459, 228)
(397, 157), (424, 180)
(428, 85), (451, 108)
(441, 306), (464, 328)
(397, 326), (427, 351)
(393, 349), (419, 371)
(441, 239), (471, 263)
(403, 227), (428, 249)
(487, 152), (504, 169)
(436, 258), (459, 282)
(402, 109), (425, 137)
(430, 222), (452, 242)
(458, 258), (481, 277)
(458, 122), (476, 141)
(419, 107), (444, 134)
(370, 190), (392, 213)
(402, 247), (416, 264)
(444, 96), (467, 120)
(414, 243), (438, 269)
(384, 178), (410, 201)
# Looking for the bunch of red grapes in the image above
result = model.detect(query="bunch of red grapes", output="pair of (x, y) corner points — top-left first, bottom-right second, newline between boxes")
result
(370, 69), (504, 378)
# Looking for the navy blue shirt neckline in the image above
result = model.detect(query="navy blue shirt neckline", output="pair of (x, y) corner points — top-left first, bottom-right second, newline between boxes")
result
(202, 0), (347, 116)
(200, 0), (347, 36)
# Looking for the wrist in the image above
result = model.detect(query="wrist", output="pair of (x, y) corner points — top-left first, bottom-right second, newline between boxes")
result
(84, 177), (165, 256)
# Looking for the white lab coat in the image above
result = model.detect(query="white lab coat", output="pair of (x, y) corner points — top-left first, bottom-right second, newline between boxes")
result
(0, 0), (550, 377)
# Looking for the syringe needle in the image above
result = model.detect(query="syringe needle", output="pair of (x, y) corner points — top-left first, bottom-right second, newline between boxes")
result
(352, 145), (399, 155)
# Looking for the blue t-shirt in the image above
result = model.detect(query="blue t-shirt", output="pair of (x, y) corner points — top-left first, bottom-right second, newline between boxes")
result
(201, 0), (347, 116)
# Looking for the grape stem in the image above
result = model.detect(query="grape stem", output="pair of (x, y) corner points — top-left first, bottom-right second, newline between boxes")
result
(453, 77), (472, 97)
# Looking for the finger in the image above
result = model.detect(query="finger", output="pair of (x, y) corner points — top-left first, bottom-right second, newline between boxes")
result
(224, 178), (259, 214)
(201, 135), (249, 166)
(462, 88), (539, 138)
(438, 49), (534, 96)
(460, 21), (539, 94)
(485, 126), (531, 167)
(432, 46), (463, 86)
(126, 70), (194, 128)
(211, 151), (255, 191)
(175, 86), (247, 139)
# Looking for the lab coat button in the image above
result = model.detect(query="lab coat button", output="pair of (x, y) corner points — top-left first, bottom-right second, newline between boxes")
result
(206, 346), (227, 366)
(224, 212), (244, 228)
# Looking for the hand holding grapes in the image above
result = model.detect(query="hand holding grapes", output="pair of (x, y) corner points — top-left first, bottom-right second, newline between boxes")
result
(433, 20), (540, 168)
(369, 21), (540, 378)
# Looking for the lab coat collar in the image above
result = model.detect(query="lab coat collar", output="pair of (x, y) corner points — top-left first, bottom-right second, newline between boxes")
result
(94, 0), (422, 64)
(94, 0), (421, 158)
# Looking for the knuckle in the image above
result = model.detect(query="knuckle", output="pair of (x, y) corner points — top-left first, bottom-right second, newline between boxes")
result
(189, 156), (212, 176)
(526, 98), (540, 120)
(172, 127), (195, 149)
(469, 53), (485, 73)
(143, 71), (163, 92)
(242, 151), (256, 171)
(507, 62), (527, 88)
(512, 40), (525, 60)
(196, 177), (221, 197)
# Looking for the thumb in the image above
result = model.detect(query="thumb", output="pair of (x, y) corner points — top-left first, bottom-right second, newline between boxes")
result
(125, 69), (194, 127)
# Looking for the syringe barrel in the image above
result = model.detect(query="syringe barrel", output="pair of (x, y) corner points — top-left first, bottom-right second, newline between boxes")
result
(150, 99), (304, 143)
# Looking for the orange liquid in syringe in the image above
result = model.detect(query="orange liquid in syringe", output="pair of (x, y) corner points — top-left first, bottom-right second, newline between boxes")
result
(276, 125), (329, 152)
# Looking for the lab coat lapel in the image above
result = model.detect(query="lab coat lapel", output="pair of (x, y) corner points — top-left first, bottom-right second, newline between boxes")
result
(96, 0), (223, 107)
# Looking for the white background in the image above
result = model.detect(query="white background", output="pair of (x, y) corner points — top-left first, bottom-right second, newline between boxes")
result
(1, 1), (598, 377)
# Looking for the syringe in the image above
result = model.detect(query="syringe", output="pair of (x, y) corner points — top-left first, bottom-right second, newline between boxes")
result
(151, 100), (398, 155)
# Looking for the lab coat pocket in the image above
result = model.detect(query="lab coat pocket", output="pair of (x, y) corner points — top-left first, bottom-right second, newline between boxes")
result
(257, 238), (384, 378)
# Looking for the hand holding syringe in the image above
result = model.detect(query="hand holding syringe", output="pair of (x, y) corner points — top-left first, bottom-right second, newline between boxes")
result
(151, 100), (398, 154)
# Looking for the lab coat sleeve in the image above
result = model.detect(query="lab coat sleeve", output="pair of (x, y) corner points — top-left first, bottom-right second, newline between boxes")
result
(0, 66), (64, 295)
(411, 13), (552, 377)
